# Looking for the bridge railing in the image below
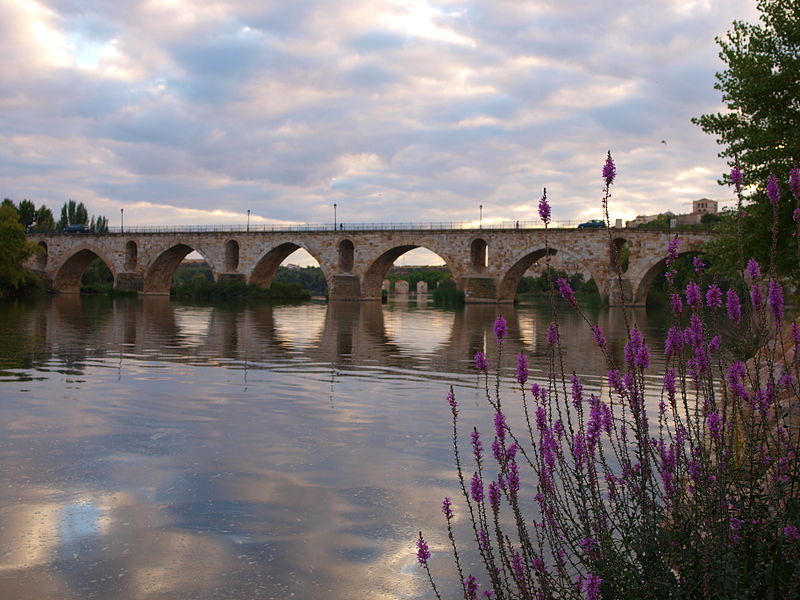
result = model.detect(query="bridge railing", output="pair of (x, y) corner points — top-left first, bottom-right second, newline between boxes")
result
(100, 220), (593, 234)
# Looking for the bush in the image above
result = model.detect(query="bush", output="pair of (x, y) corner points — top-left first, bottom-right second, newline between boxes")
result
(416, 154), (800, 600)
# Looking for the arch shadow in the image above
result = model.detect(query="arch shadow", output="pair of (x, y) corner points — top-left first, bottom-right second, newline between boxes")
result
(633, 249), (707, 305)
(144, 244), (214, 295)
(361, 245), (454, 300)
(250, 242), (325, 288)
(53, 246), (117, 293)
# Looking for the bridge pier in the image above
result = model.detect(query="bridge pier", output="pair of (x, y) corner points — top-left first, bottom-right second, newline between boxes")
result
(459, 276), (500, 304)
(115, 272), (144, 292)
(328, 274), (364, 301)
(603, 277), (644, 307)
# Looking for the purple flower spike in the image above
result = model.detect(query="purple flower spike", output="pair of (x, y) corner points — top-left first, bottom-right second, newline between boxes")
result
(471, 428), (483, 465)
(538, 188), (551, 225)
(442, 497), (454, 520)
(692, 256), (705, 274)
(685, 281), (702, 309)
(768, 279), (784, 323)
(706, 284), (722, 308)
(470, 473), (484, 503)
(584, 573), (603, 600)
(670, 292), (683, 315)
(726, 289), (741, 322)
(730, 165), (743, 194)
(546, 321), (559, 346)
(557, 277), (577, 307)
(465, 575), (479, 600)
(494, 411), (507, 442)
(488, 481), (501, 512)
(766, 173), (780, 204)
(603, 151), (616, 185)
(592, 325), (606, 348)
(447, 388), (457, 413)
(790, 168), (800, 199)
(416, 532), (431, 565)
(707, 411), (722, 439)
(746, 258), (761, 280)
(493, 316), (507, 340)
(474, 351), (488, 372)
(516, 353), (528, 384)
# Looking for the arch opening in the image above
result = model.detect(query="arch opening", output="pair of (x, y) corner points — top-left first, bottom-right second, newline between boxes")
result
(470, 238), (488, 272)
(338, 239), (354, 272)
(611, 237), (630, 274)
(54, 249), (115, 294)
(125, 241), (138, 270)
(363, 245), (453, 303)
(250, 244), (327, 297)
(145, 244), (211, 295)
(36, 241), (48, 270)
(637, 250), (710, 307)
(224, 239), (240, 272)
(498, 247), (600, 303)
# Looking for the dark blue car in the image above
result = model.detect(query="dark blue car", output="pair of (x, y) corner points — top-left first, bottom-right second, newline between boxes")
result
(63, 224), (89, 233)
(577, 219), (605, 229)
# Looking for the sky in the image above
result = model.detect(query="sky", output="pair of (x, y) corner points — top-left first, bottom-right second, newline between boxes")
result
(0, 0), (759, 263)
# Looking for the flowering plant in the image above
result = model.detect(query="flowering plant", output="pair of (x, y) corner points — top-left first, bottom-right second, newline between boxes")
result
(416, 156), (800, 599)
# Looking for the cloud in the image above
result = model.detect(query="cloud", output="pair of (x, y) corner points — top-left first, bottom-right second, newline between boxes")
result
(0, 0), (760, 251)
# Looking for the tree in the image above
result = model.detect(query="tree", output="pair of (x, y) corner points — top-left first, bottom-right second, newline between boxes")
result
(0, 204), (39, 293)
(57, 199), (89, 230)
(692, 0), (800, 278)
(34, 205), (55, 232)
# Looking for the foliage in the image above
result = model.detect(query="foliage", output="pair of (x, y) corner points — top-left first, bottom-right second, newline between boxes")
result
(0, 204), (41, 295)
(692, 0), (800, 279)
(388, 266), (451, 291)
(80, 258), (114, 294)
(432, 278), (465, 306)
(172, 276), (310, 303)
(517, 268), (599, 300)
(56, 199), (108, 232)
(273, 265), (328, 295)
(416, 154), (800, 599)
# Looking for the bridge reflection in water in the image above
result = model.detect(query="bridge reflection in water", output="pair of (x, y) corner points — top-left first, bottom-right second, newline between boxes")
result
(0, 296), (673, 600)
(21, 295), (663, 380)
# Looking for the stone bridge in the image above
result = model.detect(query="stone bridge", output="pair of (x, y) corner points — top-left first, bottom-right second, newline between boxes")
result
(26, 227), (713, 305)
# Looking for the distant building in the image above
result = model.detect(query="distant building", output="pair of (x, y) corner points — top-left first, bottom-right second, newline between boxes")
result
(692, 198), (718, 215)
(626, 199), (718, 228)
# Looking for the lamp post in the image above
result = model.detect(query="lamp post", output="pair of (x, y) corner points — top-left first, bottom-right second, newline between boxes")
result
(120, 208), (124, 234)
(479, 204), (483, 229)
(247, 209), (250, 232)
(333, 203), (337, 230)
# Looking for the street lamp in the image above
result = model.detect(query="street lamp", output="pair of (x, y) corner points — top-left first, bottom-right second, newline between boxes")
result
(333, 203), (337, 230)
(247, 209), (250, 232)
(120, 208), (124, 234)
(479, 204), (483, 229)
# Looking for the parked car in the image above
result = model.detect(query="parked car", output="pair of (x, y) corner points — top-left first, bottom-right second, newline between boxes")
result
(577, 219), (605, 229)
(63, 224), (89, 233)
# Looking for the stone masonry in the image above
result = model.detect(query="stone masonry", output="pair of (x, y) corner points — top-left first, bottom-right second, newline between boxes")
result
(26, 228), (713, 305)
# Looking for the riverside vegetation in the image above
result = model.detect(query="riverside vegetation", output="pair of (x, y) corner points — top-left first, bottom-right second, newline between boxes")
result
(415, 153), (800, 599)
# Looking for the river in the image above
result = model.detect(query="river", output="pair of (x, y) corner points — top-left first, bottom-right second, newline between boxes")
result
(0, 295), (673, 599)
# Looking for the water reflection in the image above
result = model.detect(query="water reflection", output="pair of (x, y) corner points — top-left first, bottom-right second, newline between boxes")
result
(0, 296), (672, 599)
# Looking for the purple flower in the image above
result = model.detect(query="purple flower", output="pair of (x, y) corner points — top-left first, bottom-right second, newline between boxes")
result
(592, 325), (606, 348)
(706, 411), (722, 439)
(506, 459), (520, 493)
(784, 525), (800, 542)
(493, 315), (507, 340)
(726, 289), (741, 322)
(488, 481), (501, 512)
(670, 292), (683, 315)
(663, 368), (677, 399)
(624, 328), (649, 369)
(685, 281), (702, 309)
(516, 353), (528, 384)
(557, 277), (577, 307)
(666, 237), (681, 265)
(706, 284), (723, 308)
(750, 283), (762, 309)
(766, 173), (780, 204)
(494, 411), (507, 443)
(692, 256), (706, 274)
(571, 374), (584, 409)
(768, 279), (784, 322)
(538, 188), (551, 225)
(470, 473), (484, 503)
(608, 369), (625, 395)
(447, 388), (457, 413)
(665, 326), (683, 357)
(442, 496), (454, 520)
(603, 151), (616, 185)
(471, 428), (483, 465)
(478, 529), (490, 551)
(790, 168), (800, 199)
(546, 321), (559, 346)
(583, 573), (602, 600)
(746, 258), (761, 280)
(465, 574), (479, 600)
(474, 351), (488, 372)
(416, 532), (431, 565)
(708, 335), (722, 353)
(731, 165), (743, 194)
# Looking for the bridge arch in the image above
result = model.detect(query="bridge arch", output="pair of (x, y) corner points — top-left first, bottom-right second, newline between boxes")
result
(361, 244), (457, 300)
(144, 243), (217, 295)
(633, 248), (708, 305)
(53, 245), (117, 293)
(249, 242), (325, 288)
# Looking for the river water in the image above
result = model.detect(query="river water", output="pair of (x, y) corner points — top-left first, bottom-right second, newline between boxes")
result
(0, 295), (672, 599)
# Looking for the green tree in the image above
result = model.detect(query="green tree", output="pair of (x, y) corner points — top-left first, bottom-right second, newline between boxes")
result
(692, 0), (800, 278)
(0, 204), (39, 293)
(17, 199), (36, 229)
(34, 205), (55, 232)
(57, 199), (89, 230)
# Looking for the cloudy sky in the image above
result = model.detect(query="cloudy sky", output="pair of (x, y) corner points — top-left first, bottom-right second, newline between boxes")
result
(1, 0), (758, 235)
